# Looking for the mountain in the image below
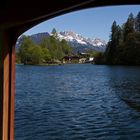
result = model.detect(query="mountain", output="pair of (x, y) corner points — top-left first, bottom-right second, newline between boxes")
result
(56, 31), (107, 52)
(29, 32), (50, 44)
(16, 32), (50, 48)
(16, 31), (107, 53)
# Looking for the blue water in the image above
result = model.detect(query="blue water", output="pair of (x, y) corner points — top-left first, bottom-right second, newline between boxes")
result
(15, 64), (140, 140)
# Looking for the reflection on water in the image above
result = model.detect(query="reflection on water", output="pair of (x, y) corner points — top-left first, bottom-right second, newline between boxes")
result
(105, 66), (140, 112)
(15, 64), (140, 140)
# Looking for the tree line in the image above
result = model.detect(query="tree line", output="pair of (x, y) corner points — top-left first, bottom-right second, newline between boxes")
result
(94, 11), (140, 65)
(16, 32), (72, 65)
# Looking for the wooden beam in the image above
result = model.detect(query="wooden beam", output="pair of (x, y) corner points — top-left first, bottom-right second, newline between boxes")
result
(9, 38), (15, 140)
(0, 30), (15, 140)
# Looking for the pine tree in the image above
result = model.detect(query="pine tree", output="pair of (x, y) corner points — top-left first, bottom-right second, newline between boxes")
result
(110, 21), (122, 46)
(51, 28), (57, 37)
(105, 21), (122, 64)
(123, 13), (135, 41)
(135, 12), (140, 32)
(103, 11), (140, 65)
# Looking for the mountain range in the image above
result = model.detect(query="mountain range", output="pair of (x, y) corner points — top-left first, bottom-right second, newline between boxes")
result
(17, 31), (107, 53)
(56, 31), (106, 52)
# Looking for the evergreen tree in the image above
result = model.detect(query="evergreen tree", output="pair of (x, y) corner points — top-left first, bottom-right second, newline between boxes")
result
(110, 21), (122, 46)
(103, 12), (140, 65)
(135, 12), (140, 32)
(51, 28), (57, 37)
(105, 21), (122, 64)
(123, 13), (135, 41)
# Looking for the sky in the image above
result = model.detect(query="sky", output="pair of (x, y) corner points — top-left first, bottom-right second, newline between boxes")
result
(23, 5), (140, 42)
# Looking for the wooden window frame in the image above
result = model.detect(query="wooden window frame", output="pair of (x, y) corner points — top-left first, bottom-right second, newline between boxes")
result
(0, 31), (15, 140)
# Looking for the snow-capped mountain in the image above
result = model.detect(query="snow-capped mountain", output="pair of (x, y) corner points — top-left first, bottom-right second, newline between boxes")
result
(56, 31), (107, 52)
(16, 30), (107, 53)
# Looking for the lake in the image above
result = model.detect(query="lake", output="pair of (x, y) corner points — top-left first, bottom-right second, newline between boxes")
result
(15, 64), (140, 140)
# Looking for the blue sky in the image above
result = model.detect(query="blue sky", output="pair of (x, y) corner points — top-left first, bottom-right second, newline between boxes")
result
(24, 5), (140, 42)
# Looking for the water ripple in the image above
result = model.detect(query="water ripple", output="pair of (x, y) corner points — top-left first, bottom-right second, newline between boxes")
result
(15, 64), (140, 140)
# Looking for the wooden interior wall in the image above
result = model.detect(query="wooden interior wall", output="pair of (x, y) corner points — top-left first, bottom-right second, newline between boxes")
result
(0, 31), (15, 140)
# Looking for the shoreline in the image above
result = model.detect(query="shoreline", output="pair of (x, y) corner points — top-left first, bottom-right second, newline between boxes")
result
(15, 63), (94, 66)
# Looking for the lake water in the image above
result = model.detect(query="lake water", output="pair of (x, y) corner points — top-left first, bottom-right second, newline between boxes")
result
(15, 64), (140, 140)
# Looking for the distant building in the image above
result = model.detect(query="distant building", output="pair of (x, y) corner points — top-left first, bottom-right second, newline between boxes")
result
(85, 57), (94, 63)
(62, 53), (94, 64)
(62, 55), (80, 64)
(79, 58), (87, 63)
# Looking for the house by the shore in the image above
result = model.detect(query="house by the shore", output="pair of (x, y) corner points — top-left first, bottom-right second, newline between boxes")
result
(62, 53), (94, 64)
(62, 55), (80, 64)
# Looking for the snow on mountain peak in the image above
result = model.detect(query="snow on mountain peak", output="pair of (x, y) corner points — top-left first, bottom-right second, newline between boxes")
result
(51, 30), (107, 52)
(57, 31), (87, 45)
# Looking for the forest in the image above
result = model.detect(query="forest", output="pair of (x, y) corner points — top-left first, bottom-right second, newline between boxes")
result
(16, 31), (72, 65)
(95, 11), (140, 65)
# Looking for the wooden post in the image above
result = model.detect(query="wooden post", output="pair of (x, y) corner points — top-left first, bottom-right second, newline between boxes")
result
(0, 30), (15, 140)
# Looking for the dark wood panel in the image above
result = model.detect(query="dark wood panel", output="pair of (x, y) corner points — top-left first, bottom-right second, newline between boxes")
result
(0, 31), (15, 140)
